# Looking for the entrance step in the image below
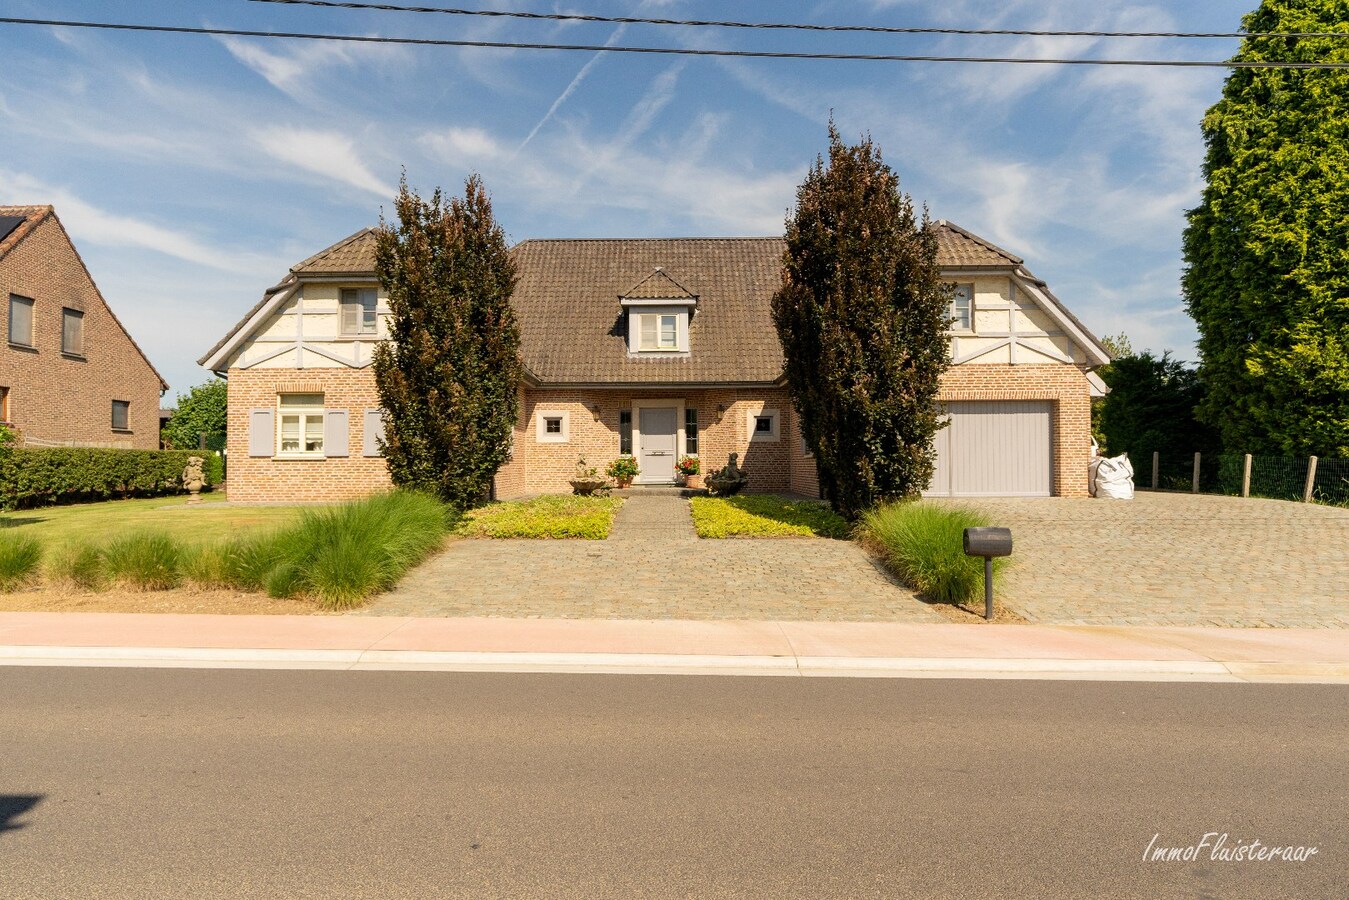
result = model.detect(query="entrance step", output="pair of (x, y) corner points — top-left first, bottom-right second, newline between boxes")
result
(613, 485), (707, 498)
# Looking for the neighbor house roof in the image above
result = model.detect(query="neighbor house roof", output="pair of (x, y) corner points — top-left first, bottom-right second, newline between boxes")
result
(0, 204), (169, 390)
(201, 221), (1107, 376)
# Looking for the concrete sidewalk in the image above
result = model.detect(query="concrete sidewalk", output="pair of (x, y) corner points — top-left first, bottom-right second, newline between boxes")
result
(1, 612), (1348, 682)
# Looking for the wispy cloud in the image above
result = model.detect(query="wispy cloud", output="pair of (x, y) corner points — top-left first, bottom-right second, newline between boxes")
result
(253, 127), (396, 197)
(515, 25), (628, 156)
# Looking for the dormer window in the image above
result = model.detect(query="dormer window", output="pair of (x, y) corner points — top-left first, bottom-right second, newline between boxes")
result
(620, 267), (697, 355)
(638, 313), (679, 351)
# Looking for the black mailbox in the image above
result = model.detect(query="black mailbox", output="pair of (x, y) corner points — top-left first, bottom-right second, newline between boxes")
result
(963, 526), (1012, 558)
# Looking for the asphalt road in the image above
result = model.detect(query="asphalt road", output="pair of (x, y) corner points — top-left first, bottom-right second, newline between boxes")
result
(2, 669), (1345, 899)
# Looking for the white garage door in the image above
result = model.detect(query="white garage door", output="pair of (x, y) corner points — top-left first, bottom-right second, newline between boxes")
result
(926, 401), (1053, 497)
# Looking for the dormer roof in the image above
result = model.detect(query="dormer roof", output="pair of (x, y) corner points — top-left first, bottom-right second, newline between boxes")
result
(619, 267), (699, 306)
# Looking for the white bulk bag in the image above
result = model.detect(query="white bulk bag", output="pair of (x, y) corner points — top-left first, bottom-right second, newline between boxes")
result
(1093, 453), (1135, 500)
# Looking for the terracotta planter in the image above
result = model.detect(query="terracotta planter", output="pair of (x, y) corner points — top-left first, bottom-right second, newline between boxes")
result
(683, 473), (704, 490)
(615, 477), (634, 489)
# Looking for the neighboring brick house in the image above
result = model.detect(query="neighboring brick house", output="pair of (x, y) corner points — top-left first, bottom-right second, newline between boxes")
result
(1, 205), (167, 449)
(200, 222), (1110, 502)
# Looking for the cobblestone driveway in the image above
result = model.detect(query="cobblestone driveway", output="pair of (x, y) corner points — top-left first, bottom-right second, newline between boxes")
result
(363, 496), (941, 622)
(955, 493), (1349, 628)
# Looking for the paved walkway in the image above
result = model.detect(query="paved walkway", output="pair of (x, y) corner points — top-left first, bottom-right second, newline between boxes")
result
(3, 612), (1348, 682)
(365, 496), (941, 621)
(953, 493), (1349, 628)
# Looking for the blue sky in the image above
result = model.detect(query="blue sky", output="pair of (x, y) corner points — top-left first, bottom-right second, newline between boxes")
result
(0, 0), (1253, 397)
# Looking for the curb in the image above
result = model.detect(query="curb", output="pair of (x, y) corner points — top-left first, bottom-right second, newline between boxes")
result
(3, 645), (1347, 682)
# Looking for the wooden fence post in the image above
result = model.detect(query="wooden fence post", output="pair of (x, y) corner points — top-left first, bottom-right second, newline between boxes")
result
(1152, 452), (1159, 490)
(1304, 456), (1318, 503)
(1241, 453), (1252, 498)
(1192, 452), (1201, 493)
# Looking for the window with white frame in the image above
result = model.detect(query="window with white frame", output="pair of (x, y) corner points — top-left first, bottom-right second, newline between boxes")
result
(748, 409), (780, 442)
(951, 284), (973, 331)
(278, 393), (325, 456)
(340, 288), (378, 336)
(637, 313), (679, 351)
(536, 410), (570, 443)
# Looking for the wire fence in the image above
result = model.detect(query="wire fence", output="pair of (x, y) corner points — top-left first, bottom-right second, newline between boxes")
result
(1125, 449), (1349, 507)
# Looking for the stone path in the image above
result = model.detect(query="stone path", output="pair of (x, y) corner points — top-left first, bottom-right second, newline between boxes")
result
(948, 492), (1349, 628)
(363, 496), (942, 622)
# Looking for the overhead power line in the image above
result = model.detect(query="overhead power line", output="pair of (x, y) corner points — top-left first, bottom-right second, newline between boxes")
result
(4, 17), (1349, 68)
(244, 0), (1349, 41)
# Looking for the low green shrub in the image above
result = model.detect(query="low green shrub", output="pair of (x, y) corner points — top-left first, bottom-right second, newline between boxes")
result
(0, 532), (43, 591)
(46, 543), (107, 591)
(860, 502), (1006, 605)
(0, 447), (221, 510)
(102, 531), (182, 591)
(456, 495), (623, 539)
(690, 495), (849, 538)
(180, 542), (232, 589)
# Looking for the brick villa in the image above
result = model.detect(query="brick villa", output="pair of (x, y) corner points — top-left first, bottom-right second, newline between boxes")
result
(1, 205), (167, 449)
(200, 222), (1110, 502)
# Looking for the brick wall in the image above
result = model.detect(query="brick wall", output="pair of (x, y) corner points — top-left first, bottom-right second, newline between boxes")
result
(0, 213), (163, 448)
(226, 367), (391, 502)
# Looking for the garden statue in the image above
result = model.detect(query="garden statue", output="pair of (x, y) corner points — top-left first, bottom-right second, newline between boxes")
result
(705, 452), (749, 496)
(183, 455), (206, 504)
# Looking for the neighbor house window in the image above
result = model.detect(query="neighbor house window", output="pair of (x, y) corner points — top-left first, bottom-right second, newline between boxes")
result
(61, 308), (84, 356)
(111, 400), (130, 431)
(536, 410), (570, 443)
(8, 295), (34, 347)
(748, 409), (780, 442)
(638, 313), (679, 350)
(0, 386), (10, 423)
(685, 408), (698, 454)
(951, 284), (973, 331)
(619, 410), (632, 455)
(277, 393), (325, 456)
(340, 288), (378, 336)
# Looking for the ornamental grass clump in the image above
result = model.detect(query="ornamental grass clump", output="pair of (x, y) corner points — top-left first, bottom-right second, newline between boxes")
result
(0, 532), (43, 591)
(102, 530), (183, 591)
(46, 542), (107, 591)
(222, 491), (450, 610)
(860, 502), (1005, 605)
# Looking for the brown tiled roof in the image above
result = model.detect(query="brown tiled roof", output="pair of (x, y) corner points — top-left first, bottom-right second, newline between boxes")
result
(934, 219), (1023, 267)
(292, 227), (378, 275)
(0, 205), (53, 261)
(621, 268), (698, 301)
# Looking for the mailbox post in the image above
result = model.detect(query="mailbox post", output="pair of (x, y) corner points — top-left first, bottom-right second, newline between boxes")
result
(962, 526), (1013, 620)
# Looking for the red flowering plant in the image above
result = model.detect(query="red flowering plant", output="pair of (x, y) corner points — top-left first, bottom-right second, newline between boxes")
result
(674, 455), (700, 476)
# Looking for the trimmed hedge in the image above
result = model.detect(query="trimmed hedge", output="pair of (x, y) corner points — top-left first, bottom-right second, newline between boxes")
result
(0, 447), (220, 510)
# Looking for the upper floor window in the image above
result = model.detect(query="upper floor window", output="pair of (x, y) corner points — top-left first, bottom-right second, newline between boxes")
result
(8, 295), (34, 347)
(638, 313), (679, 351)
(340, 288), (378, 336)
(278, 393), (325, 456)
(111, 400), (130, 432)
(951, 284), (973, 332)
(62, 308), (84, 356)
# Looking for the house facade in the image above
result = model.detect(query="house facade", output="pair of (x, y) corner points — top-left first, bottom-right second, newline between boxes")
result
(1, 205), (167, 449)
(201, 222), (1109, 503)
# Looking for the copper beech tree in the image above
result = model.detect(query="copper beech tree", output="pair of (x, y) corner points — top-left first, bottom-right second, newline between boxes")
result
(372, 175), (523, 508)
(772, 126), (951, 519)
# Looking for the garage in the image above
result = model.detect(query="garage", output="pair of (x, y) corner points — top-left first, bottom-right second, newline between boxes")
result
(926, 400), (1053, 497)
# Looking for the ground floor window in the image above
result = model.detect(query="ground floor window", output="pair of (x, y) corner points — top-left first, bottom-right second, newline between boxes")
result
(278, 393), (325, 456)
(619, 409), (632, 454)
(685, 407), (698, 454)
(111, 400), (130, 431)
(536, 410), (570, 443)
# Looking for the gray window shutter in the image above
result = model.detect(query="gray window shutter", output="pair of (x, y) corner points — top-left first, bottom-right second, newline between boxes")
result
(324, 409), (349, 457)
(248, 409), (274, 457)
(363, 408), (386, 457)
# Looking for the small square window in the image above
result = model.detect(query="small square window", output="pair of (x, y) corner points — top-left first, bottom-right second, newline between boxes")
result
(111, 400), (130, 431)
(8, 295), (34, 347)
(747, 409), (780, 442)
(62, 308), (84, 356)
(545, 417), (562, 434)
(755, 417), (772, 433)
(536, 410), (570, 443)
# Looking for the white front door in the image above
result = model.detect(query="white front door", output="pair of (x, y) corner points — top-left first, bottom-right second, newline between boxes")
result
(638, 407), (678, 483)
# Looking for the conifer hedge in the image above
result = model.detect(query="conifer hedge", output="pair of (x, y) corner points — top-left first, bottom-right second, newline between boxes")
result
(0, 447), (219, 510)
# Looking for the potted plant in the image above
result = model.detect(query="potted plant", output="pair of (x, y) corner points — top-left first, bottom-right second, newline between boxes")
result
(606, 456), (640, 488)
(569, 457), (609, 496)
(675, 455), (703, 490)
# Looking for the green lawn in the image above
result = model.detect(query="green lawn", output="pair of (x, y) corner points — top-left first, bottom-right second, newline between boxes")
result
(455, 495), (624, 539)
(690, 495), (850, 539)
(0, 495), (304, 547)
